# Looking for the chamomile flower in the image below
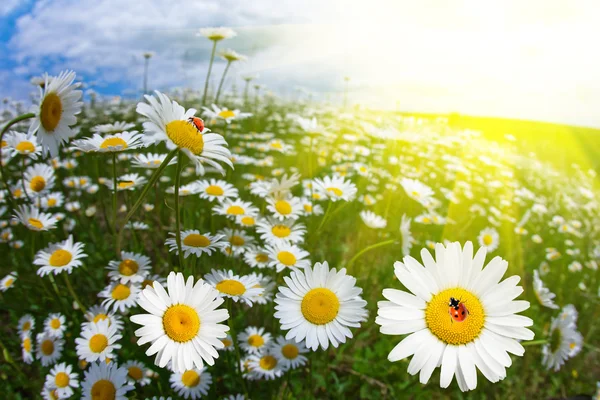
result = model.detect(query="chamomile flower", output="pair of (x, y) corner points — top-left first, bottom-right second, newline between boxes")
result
(170, 368), (212, 399)
(300, 198), (323, 216)
(246, 351), (285, 380)
(313, 176), (357, 202)
(265, 243), (311, 272)
(376, 241), (533, 392)
(34, 235), (87, 276)
(238, 326), (272, 355)
(23, 163), (55, 197)
(218, 228), (255, 255)
(107, 251), (152, 284)
(130, 272), (230, 373)
(478, 227), (500, 252)
(198, 27), (237, 41)
(166, 182), (201, 196)
(256, 218), (306, 245)
(197, 179), (238, 202)
(360, 210), (387, 229)
(28, 70), (83, 157)
(275, 261), (367, 350)
(136, 91), (233, 175)
(44, 313), (67, 338)
(83, 305), (124, 331)
(533, 270), (559, 309)
(75, 319), (122, 362)
(400, 178), (434, 207)
(0, 272), (17, 291)
(21, 334), (34, 364)
(165, 230), (226, 258)
(81, 361), (134, 400)
(243, 246), (271, 269)
(141, 274), (167, 289)
(266, 196), (303, 221)
(213, 199), (259, 219)
(123, 360), (152, 386)
(132, 152), (178, 169)
(99, 281), (141, 313)
(202, 104), (251, 124)
(542, 305), (582, 371)
(18, 314), (35, 338)
(270, 336), (308, 370)
(36, 332), (64, 366)
(13, 205), (58, 231)
(204, 269), (263, 306)
(4, 130), (42, 159)
(72, 131), (144, 153)
(45, 362), (79, 398)
(105, 173), (147, 191)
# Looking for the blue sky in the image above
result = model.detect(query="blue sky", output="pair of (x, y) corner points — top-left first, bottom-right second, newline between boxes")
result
(2, 0), (600, 127)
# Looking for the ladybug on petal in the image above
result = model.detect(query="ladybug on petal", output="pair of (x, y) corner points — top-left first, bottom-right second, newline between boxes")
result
(188, 116), (205, 132)
(448, 297), (469, 322)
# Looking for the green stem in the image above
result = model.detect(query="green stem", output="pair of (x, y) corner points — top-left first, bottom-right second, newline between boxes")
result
(583, 342), (600, 353)
(521, 339), (548, 347)
(63, 273), (85, 313)
(202, 40), (218, 107)
(112, 153), (118, 253)
(227, 300), (250, 399)
(0, 338), (25, 377)
(215, 60), (232, 105)
(346, 239), (397, 270)
(20, 157), (33, 204)
(174, 151), (184, 271)
(316, 201), (333, 232)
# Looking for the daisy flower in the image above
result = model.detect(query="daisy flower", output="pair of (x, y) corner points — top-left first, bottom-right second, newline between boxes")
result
(36, 332), (64, 366)
(136, 91), (233, 175)
(28, 70), (83, 157)
(24, 162), (56, 196)
(130, 272), (230, 373)
(45, 362), (79, 398)
(197, 178), (238, 202)
(13, 205), (58, 231)
(107, 251), (152, 284)
(542, 305), (583, 371)
(21, 334), (34, 364)
(213, 199), (259, 220)
(204, 269), (263, 306)
(170, 368), (212, 399)
(81, 361), (133, 400)
(123, 360), (152, 386)
(0, 272), (17, 291)
(99, 281), (141, 313)
(274, 261), (368, 350)
(18, 314), (35, 338)
(376, 241), (533, 392)
(71, 131), (144, 153)
(104, 173), (147, 191)
(300, 198), (323, 216)
(44, 313), (67, 338)
(265, 243), (311, 272)
(166, 182), (201, 196)
(478, 227), (500, 252)
(4, 130), (42, 159)
(360, 210), (387, 229)
(533, 270), (559, 309)
(266, 196), (303, 221)
(219, 334), (235, 352)
(141, 274), (167, 290)
(83, 305), (124, 331)
(132, 152), (178, 169)
(198, 27), (236, 41)
(238, 326), (272, 355)
(75, 319), (122, 362)
(400, 214), (414, 257)
(246, 351), (285, 380)
(93, 121), (136, 134)
(400, 178), (434, 207)
(218, 228), (255, 256)
(34, 234), (87, 277)
(250, 273), (276, 305)
(243, 246), (271, 269)
(165, 230), (226, 258)
(202, 104), (251, 124)
(313, 176), (357, 202)
(256, 218), (306, 245)
(270, 336), (308, 370)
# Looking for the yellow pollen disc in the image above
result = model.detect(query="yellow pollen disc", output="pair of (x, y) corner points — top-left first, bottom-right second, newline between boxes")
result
(205, 185), (224, 196)
(127, 366), (143, 381)
(165, 120), (204, 154)
(48, 198), (57, 207)
(216, 279), (246, 296)
(16, 141), (35, 153)
(91, 379), (116, 400)
(425, 288), (485, 345)
(50, 318), (61, 329)
(183, 234), (211, 247)
(14, 188), (23, 197)
(226, 205), (244, 215)
(40, 92), (63, 132)
(0, 140), (6, 147)
(281, 344), (299, 359)
(89, 334), (108, 353)
(163, 304), (200, 342)
(142, 279), (154, 288)
(259, 355), (278, 370)
(271, 225), (291, 238)
(301, 288), (340, 325)
(29, 176), (46, 192)
(22, 321), (31, 331)
(222, 338), (232, 347)
(229, 235), (245, 246)
(4, 278), (13, 287)
(111, 284), (131, 300)
(23, 337), (31, 352)
(271, 141), (283, 149)
(218, 110), (235, 119)
(483, 234), (493, 246)
(93, 314), (108, 323)
(241, 216), (255, 226)
(49, 249), (72, 267)
(181, 370), (201, 387)
(100, 137), (128, 149)
(303, 204), (312, 212)
(41, 339), (54, 355)
(247, 334), (264, 347)
(326, 187), (343, 197)
(54, 372), (70, 388)
(277, 251), (297, 266)
(49, 390), (59, 400)
(274, 200), (292, 215)
(255, 253), (269, 263)
(118, 181), (134, 189)
(118, 259), (139, 276)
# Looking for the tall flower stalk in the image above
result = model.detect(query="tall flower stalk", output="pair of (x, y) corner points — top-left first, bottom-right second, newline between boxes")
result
(215, 49), (246, 104)
(198, 27), (237, 106)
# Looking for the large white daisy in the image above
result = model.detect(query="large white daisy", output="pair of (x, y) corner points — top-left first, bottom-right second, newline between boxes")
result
(34, 234), (87, 276)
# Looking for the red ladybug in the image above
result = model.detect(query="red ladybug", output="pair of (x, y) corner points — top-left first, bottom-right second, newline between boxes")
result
(448, 297), (469, 322)
(187, 116), (205, 132)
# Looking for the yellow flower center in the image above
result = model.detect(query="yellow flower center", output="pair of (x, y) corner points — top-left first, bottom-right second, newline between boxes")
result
(16, 141), (35, 153)
(28, 218), (44, 229)
(281, 343), (299, 359)
(40, 92), (63, 132)
(303, 204), (313, 212)
(163, 304), (200, 342)
(271, 225), (291, 238)
(241, 216), (255, 226)
(218, 110), (235, 119)
(142, 279), (154, 288)
(49, 249), (72, 267)
(222, 338), (232, 347)
(127, 366), (143, 381)
(93, 314), (108, 323)
(48, 198), (57, 207)
(274, 200), (292, 215)
(216, 279), (246, 296)
(4, 278), (14, 287)
(22, 321), (31, 331)
(326, 187), (343, 197)
(247, 334), (264, 347)
(226, 205), (244, 215)
(183, 234), (211, 247)
(165, 120), (204, 154)
(0, 140), (6, 148)
(89, 334), (108, 353)
(100, 137), (128, 149)
(181, 370), (201, 387)
(111, 284), (131, 300)
(271, 141), (283, 149)
(118, 259), (139, 276)
(229, 235), (245, 246)
(255, 253), (269, 263)
(23, 337), (31, 352)
(118, 181), (134, 189)
(205, 185), (224, 196)
(91, 379), (116, 400)
(301, 288), (340, 325)
(259, 355), (278, 370)
(30, 176), (46, 192)
(277, 251), (297, 266)
(49, 390), (59, 400)
(483, 234), (493, 246)
(55, 372), (70, 388)
(41, 339), (54, 355)
(425, 288), (485, 345)
(50, 318), (61, 329)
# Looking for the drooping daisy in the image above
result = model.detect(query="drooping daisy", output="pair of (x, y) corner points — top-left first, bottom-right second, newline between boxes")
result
(107, 251), (152, 284)
(104, 173), (147, 191)
(83, 305), (124, 331)
(213, 199), (259, 220)
(542, 305), (583, 371)
(313, 176), (357, 202)
(400, 178), (434, 207)
(243, 246), (272, 269)
(274, 261), (368, 350)
(72, 131), (144, 153)
(246, 351), (285, 380)
(81, 361), (134, 400)
(75, 319), (122, 362)
(266, 195), (303, 221)
(204, 269), (263, 306)
(21, 334), (34, 364)
(141, 274), (168, 290)
(197, 178), (239, 202)
(532, 270), (559, 309)
(45, 362), (79, 398)
(477, 227), (500, 252)
(13, 205), (58, 231)
(18, 314), (35, 338)
(99, 281), (141, 313)
(256, 218), (306, 245)
(0, 272), (17, 291)
(218, 228), (255, 256)
(34, 234), (87, 276)
(169, 367), (212, 399)
(123, 360), (151, 386)
(4, 130), (42, 159)
(238, 326), (272, 355)
(36, 332), (64, 366)
(265, 243), (311, 272)
(376, 241), (534, 392)
(28, 70), (83, 157)
(132, 152), (178, 169)
(44, 313), (67, 338)
(165, 230), (227, 258)
(130, 272), (230, 373)
(270, 336), (308, 370)
(360, 210), (387, 229)
(136, 91), (233, 175)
